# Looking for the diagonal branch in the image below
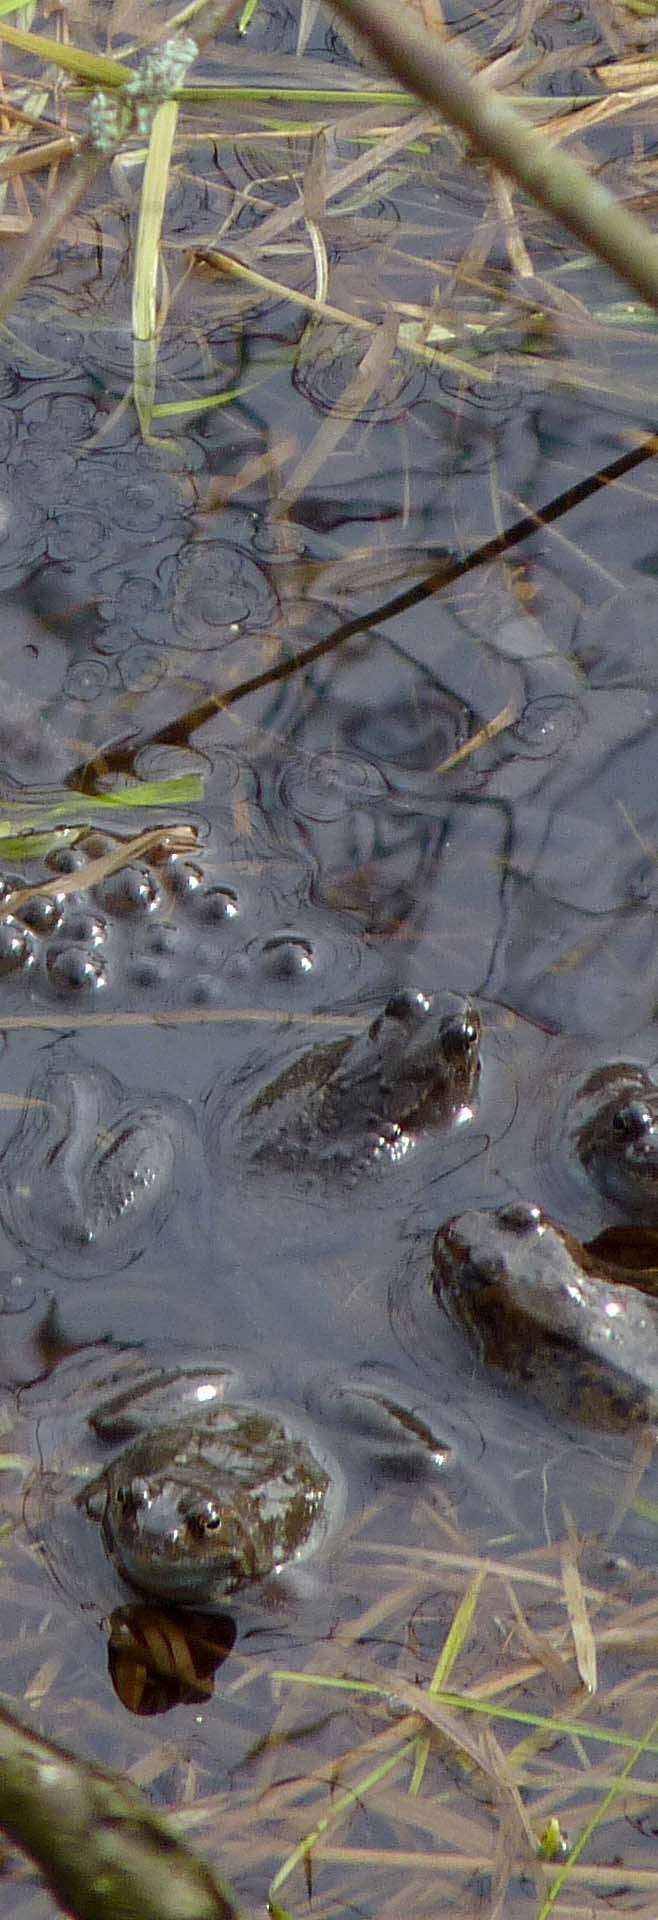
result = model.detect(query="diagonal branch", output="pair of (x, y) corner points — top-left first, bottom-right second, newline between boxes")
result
(326, 0), (658, 315)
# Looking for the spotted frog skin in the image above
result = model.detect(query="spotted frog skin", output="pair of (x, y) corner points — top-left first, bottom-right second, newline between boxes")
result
(240, 989), (481, 1174)
(574, 1064), (658, 1216)
(82, 1403), (335, 1605)
(433, 1202), (658, 1427)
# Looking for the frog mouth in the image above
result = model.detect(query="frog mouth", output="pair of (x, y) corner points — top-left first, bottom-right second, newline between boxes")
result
(398, 1062), (481, 1133)
(434, 1233), (505, 1298)
(106, 1525), (247, 1605)
(585, 1223), (658, 1284)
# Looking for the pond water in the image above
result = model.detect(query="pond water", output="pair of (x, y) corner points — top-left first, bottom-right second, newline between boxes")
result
(3, 0), (658, 1911)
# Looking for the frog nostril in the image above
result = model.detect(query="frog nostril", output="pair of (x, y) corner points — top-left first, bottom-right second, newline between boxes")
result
(498, 1203), (542, 1235)
(382, 990), (419, 1024)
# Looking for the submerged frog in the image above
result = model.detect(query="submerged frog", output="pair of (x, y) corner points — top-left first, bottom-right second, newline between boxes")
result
(573, 1064), (658, 1216)
(81, 1401), (338, 1605)
(239, 989), (481, 1176)
(433, 1202), (658, 1427)
(0, 1064), (195, 1276)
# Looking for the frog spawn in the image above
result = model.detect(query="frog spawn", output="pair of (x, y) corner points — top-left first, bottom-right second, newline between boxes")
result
(20, 997), (658, 1614)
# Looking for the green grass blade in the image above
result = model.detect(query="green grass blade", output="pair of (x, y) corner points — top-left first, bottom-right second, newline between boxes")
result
(152, 383), (251, 418)
(0, 774), (205, 838)
(272, 1671), (658, 1758)
(177, 83), (415, 103)
(537, 1706), (658, 1919)
(75, 775), (204, 807)
(269, 1739), (416, 1899)
(0, 829), (78, 861)
(632, 1494), (658, 1522)
(410, 1569), (485, 1795)
(132, 96), (179, 437)
(0, 22), (134, 85)
(430, 1574), (485, 1695)
(133, 98), (178, 338)
(0, 0), (40, 14)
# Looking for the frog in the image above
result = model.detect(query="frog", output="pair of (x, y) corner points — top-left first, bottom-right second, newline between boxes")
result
(432, 1201), (658, 1428)
(25, 1347), (466, 1617)
(80, 1398), (339, 1605)
(572, 1063), (658, 1217)
(0, 1063), (196, 1276)
(237, 988), (481, 1177)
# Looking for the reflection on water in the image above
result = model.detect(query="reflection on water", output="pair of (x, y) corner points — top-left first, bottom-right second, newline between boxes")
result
(5, 3), (658, 1910)
(107, 1603), (237, 1714)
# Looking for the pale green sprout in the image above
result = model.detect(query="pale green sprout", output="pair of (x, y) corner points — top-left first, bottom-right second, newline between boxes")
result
(86, 90), (132, 153)
(86, 33), (198, 151)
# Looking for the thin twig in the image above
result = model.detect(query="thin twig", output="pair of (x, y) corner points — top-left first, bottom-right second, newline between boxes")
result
(1, 826), (197, 916)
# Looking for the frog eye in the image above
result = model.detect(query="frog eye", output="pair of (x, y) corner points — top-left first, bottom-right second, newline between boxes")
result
(186, 1502), (222, 1540)
(612, 1101), (653, 1141)
(441, 1012), (480, 1061)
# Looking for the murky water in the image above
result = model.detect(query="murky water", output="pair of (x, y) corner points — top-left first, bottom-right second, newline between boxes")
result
(4, 0), (658, 1909)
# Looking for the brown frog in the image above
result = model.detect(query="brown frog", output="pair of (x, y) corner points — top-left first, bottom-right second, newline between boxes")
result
(239, 989), (481, 1176)
(82, 1402), (339, 1605)
(574, 1064), (658, 1217)
(433, 1201), (658, 1427)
